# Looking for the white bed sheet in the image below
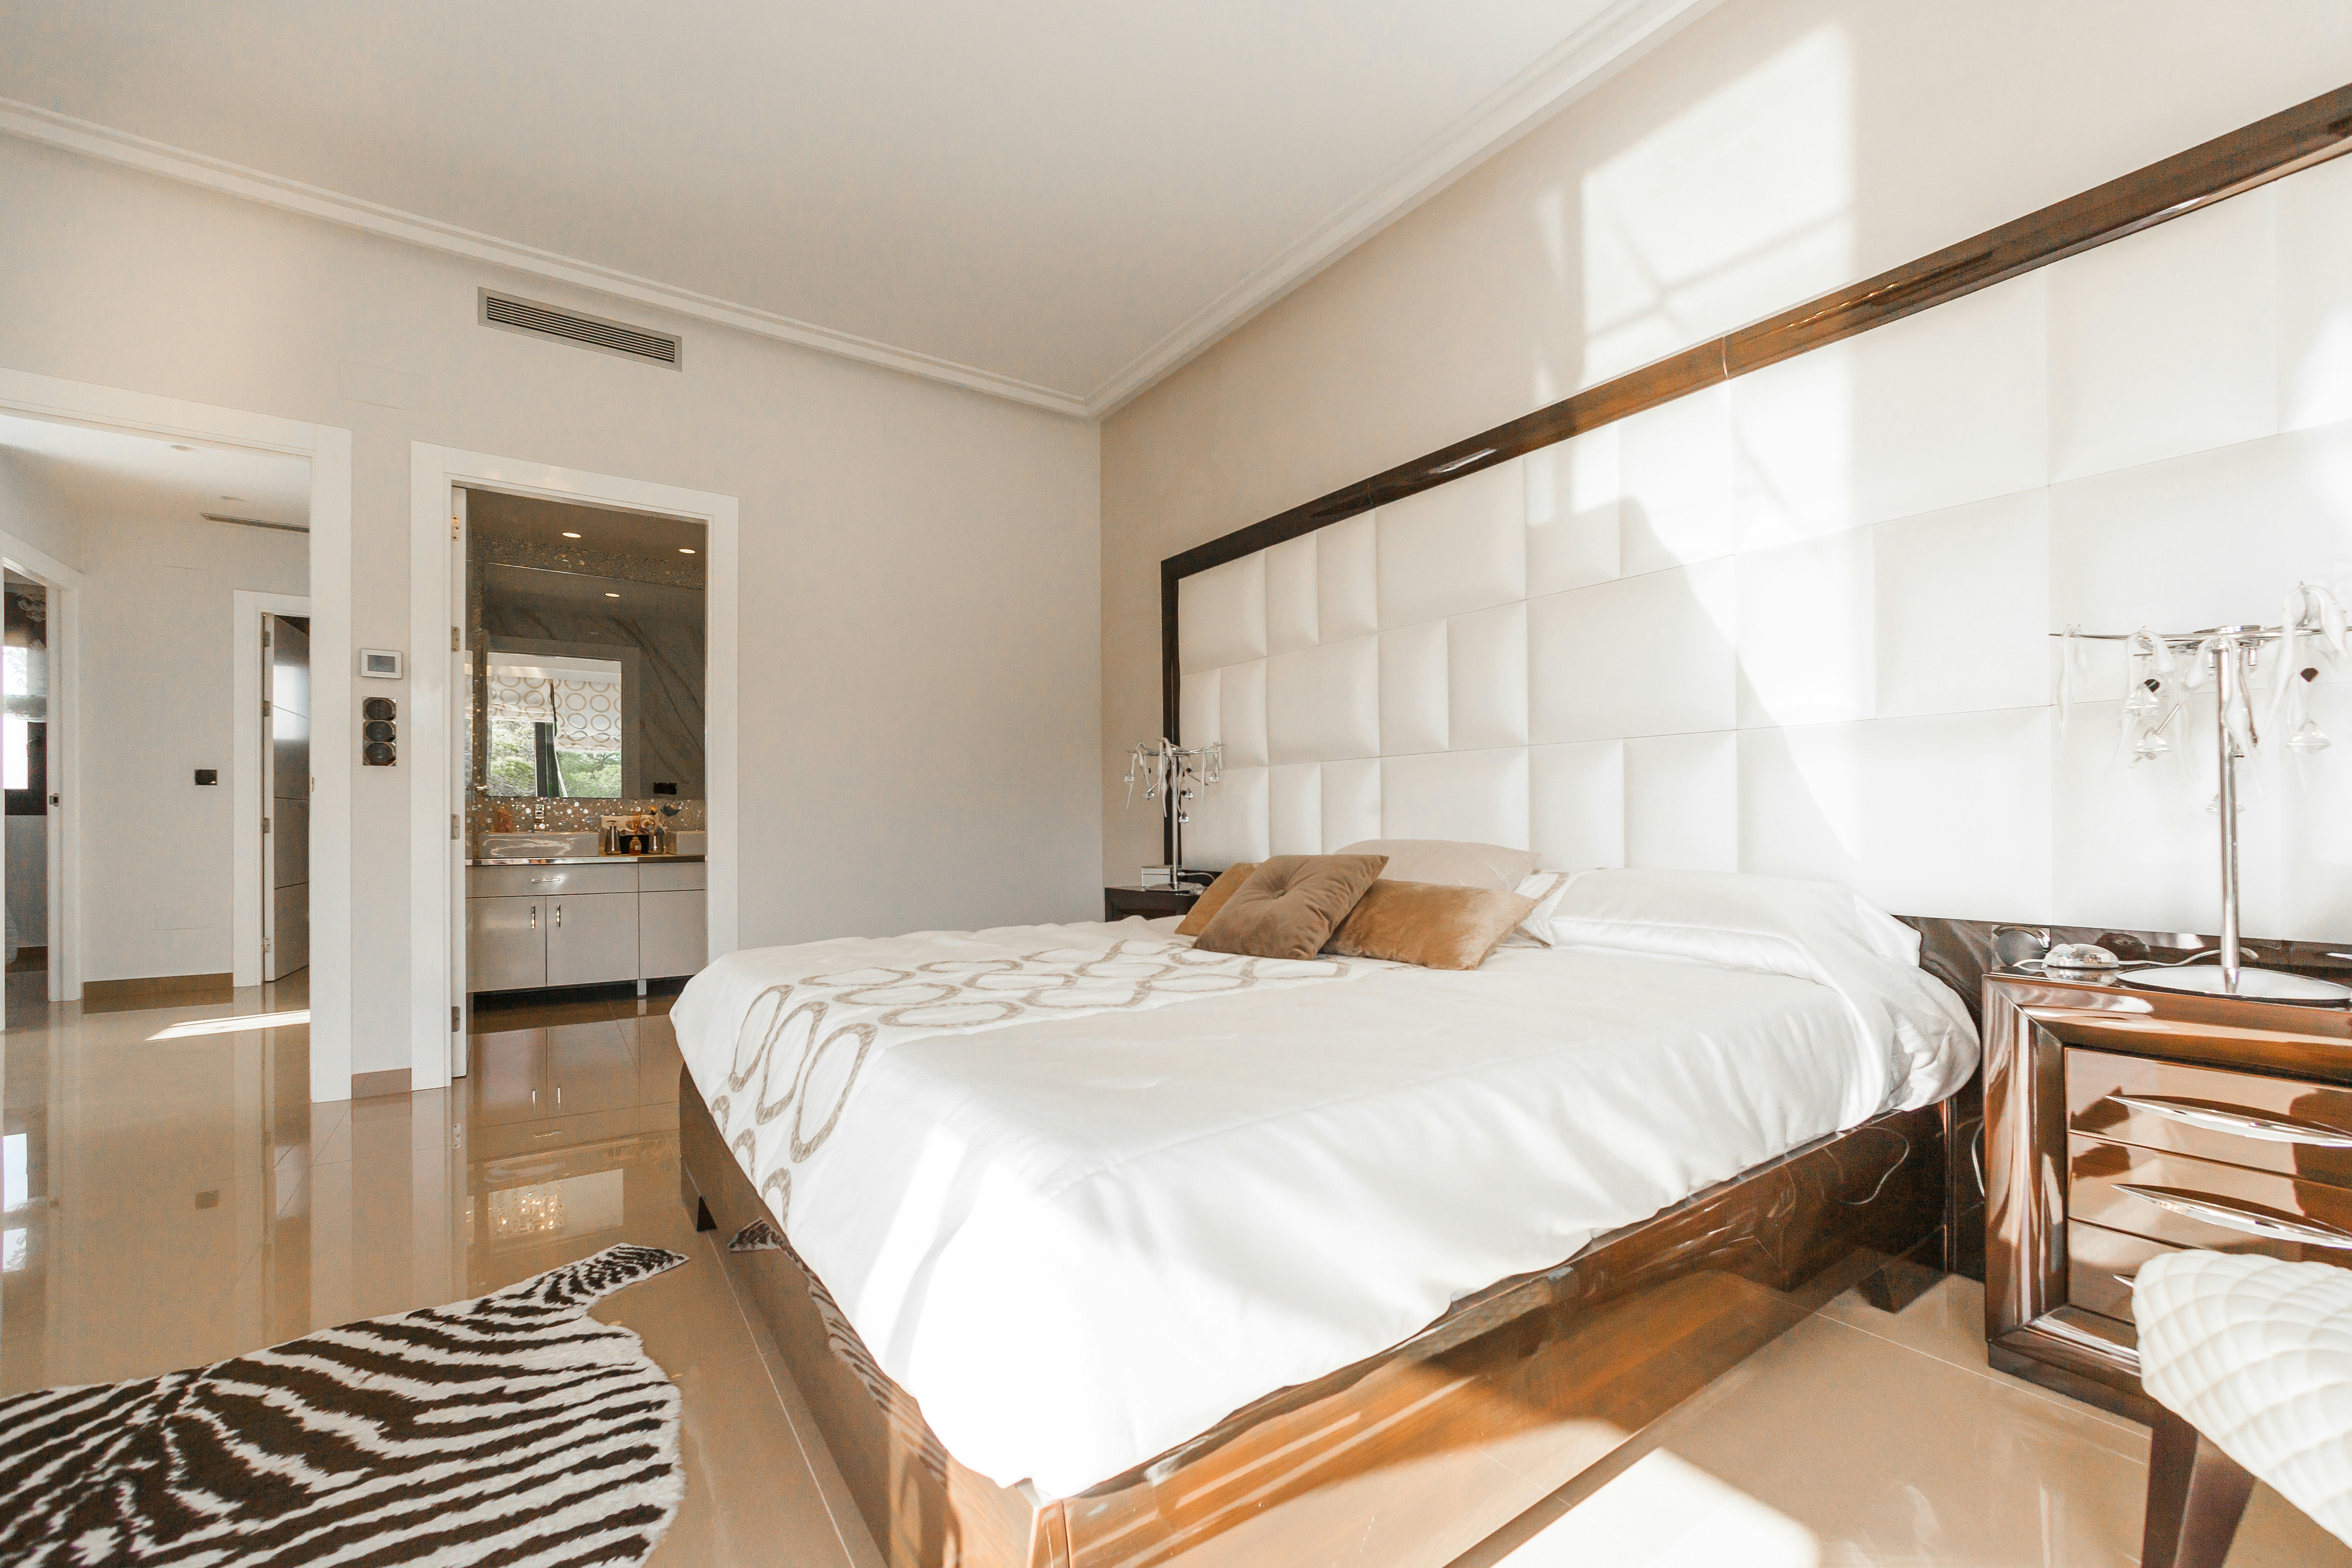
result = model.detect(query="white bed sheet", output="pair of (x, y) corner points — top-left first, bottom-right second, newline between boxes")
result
(675, 916), (1971, 1501)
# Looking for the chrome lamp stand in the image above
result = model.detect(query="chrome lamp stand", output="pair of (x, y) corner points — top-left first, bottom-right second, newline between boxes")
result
(2058, 596), (2352, 1005)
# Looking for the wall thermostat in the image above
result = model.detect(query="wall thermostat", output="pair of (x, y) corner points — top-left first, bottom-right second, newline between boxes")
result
(360, 648), (403, 679)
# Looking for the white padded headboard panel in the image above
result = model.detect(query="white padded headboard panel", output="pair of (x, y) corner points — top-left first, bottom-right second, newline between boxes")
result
(1174, 155), (2352, 938)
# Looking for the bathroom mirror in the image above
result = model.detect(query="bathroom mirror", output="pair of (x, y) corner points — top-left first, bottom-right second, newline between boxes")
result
(464, 490), (706, 807)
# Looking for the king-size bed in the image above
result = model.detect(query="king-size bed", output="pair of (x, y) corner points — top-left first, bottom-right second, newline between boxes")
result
(671, 864), (1978, 1568)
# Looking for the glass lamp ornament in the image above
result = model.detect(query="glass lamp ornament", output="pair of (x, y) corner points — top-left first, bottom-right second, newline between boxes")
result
(2053, 583), (2352, 1005)
(1124, 738), (1224, 886)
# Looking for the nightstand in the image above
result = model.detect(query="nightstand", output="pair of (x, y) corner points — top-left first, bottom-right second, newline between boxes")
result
(1104, 885), (1201, 923)
(1983, 970), (2352, 1423)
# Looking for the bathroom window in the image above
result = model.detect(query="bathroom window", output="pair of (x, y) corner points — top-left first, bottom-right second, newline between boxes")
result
(485, 654), (623, 799)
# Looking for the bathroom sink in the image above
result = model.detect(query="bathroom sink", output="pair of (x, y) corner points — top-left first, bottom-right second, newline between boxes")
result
(478, 831), (600, 860)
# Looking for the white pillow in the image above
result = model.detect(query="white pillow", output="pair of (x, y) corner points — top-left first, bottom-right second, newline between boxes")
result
(1333, 839), (1539, 893)
(1501, 870), (1576, 946)
(1546, 868), (1922, 970)
(1545, 869), (1976, 1114)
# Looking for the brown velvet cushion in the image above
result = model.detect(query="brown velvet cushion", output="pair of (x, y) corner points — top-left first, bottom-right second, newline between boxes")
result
(1324, 879), (1540, 970)
(1174, 862), (1257, 937)
(1192, 854), (1387, 961)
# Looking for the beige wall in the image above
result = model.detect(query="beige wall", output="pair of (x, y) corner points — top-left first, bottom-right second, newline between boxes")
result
(0, 137), (1102, 1075)
(1100, 0), (2352, 880)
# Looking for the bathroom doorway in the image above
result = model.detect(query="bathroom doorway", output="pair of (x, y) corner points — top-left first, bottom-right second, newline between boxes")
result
(409, 444), (738, 1091)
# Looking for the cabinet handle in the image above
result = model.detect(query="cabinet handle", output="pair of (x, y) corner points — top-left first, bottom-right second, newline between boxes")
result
(2111, 1093), (2352, 1148)
(555, 904), (563, 928)
(530, 904), (538, 930)
(2115, 1183), (2352, 1249)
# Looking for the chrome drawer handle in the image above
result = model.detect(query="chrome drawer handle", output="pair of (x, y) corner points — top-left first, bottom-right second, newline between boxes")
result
(2115, 1183), (2352, 1249)
(2110, 1093), (2352, 1149)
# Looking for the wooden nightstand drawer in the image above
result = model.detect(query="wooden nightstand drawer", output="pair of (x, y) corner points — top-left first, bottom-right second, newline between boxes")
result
(1983, 967), (2352, 1423)
(2067, 1220), (2180, 1326)
(1104, 885), (1201, 923)
(2068, 1132), (2352, 1263)
(2068, 1046), (2352, 1187)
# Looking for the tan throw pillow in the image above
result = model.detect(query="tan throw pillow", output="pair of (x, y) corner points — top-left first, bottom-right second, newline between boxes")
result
(1325, 879), (1540, 970)
(1333, 839), (1540, 893)
(1174, 862), (1258, 937)
(1193, 854), (1387, 961)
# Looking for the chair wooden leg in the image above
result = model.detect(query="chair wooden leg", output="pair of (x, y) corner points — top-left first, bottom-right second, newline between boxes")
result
(2143, 1407), (2258, 1568)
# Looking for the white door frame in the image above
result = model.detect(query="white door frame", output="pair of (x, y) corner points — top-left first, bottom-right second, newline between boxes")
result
(407, 444), (738, 1092)
(0, 366), (354, 1099)
(232, 591), (312, 986)
(0, 527), (82, 1008)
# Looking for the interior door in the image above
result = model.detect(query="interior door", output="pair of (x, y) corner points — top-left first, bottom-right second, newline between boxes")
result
(263, 616), (311, 982)
(450, 486), (469, 1075)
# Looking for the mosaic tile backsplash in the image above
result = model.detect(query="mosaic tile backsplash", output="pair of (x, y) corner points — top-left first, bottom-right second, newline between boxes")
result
(469, 794), (706, 849)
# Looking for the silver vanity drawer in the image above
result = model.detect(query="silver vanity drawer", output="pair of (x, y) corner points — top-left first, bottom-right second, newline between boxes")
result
(638, 859), (707, 892)
(468, 862), (639, 897)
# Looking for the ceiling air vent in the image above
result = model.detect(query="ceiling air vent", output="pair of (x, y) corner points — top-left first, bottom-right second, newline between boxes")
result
(478, 289), (681, 369)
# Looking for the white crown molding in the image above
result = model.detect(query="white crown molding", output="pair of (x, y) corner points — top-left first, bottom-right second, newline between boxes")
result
(2, 1), (1712, 425)
(0, 98), (1094, 418)
(1079, 0), (1722, 419)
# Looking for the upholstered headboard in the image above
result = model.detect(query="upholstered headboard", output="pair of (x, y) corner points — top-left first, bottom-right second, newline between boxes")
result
(1158, 88), (2352, 941)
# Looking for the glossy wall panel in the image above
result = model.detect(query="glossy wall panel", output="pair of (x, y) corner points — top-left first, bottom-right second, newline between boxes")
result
(1175, 156), (2352, 935)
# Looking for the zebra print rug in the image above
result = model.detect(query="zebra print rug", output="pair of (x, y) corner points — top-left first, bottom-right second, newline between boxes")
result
(0, 1243), (689, 1566)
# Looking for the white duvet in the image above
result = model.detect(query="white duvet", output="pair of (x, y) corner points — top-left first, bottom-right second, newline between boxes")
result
(675, 879), (1975, 1501)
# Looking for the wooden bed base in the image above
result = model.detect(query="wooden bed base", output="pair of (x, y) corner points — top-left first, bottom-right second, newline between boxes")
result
(679, 1072), (1947, 1568)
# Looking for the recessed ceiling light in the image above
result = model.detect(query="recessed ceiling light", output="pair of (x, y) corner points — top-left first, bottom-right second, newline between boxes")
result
(171, 444), (194, 452)
(678, 547), (696, 554)
(562, 531), (582, 539)
(605, 591), (620, 598)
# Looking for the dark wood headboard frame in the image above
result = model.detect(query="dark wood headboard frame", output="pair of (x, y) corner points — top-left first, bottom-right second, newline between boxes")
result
(1156, 81), (2352, 761)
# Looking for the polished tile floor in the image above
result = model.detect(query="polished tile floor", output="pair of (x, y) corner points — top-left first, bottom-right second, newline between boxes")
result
(2, 977), (2344, 1566)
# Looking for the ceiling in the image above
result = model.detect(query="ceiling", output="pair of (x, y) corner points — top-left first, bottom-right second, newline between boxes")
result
(0, 0), (1703, 415)
(466, 489), (706, 561)
(0, 412), (312, 529)
(482, 563), (703, 623)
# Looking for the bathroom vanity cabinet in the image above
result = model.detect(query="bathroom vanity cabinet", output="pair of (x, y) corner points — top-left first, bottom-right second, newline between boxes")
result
(465, 858), (709, 993)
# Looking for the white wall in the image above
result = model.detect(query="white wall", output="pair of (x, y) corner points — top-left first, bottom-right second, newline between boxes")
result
(1101, 0), (2352, 887)
(0, 137), (1102, 1072)
(0, 449), (85, 569)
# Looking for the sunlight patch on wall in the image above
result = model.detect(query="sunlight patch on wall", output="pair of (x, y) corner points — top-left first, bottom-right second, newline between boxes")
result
(1578, 26), (1854, 390)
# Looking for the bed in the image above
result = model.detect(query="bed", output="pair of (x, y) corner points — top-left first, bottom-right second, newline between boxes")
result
(673, 869), (1976, 1568)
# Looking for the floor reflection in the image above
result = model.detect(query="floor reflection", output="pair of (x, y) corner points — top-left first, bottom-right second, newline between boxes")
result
(0, 975), (877, 1568)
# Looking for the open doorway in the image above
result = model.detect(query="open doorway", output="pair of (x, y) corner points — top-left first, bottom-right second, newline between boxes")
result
(0, 412), (310, 1021)
(455, 487), (710, 1069)
(5, 571), (53, 1012)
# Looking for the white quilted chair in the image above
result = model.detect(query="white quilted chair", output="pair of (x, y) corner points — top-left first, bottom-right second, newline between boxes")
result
(2133, 1251), (2352, 1568)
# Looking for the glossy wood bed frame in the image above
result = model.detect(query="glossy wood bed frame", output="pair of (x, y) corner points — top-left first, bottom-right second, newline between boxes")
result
(679, 1071), (1945, 1568)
